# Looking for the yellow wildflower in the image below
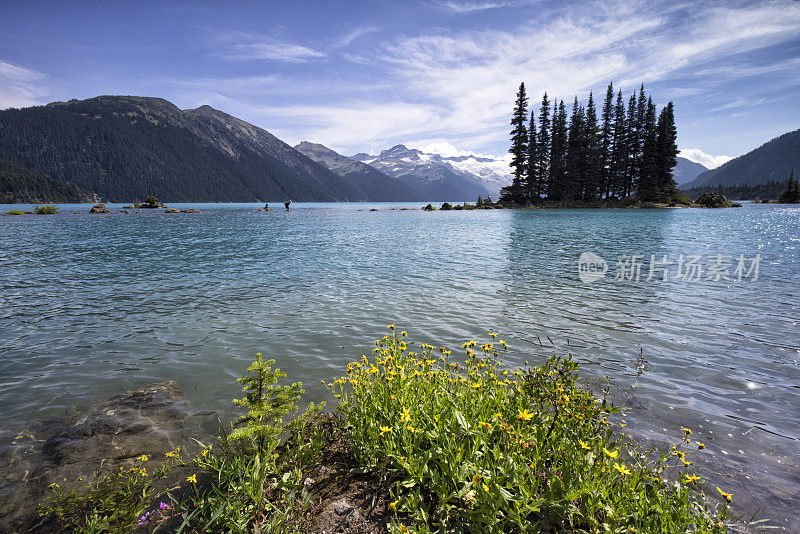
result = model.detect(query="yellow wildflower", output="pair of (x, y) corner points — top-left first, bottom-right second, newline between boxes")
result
(684, 474), (701, 484)
(716, 487), (732, 502)
(400, 407), (410, 423)
(697, 442), (706, 450)
(137, 454), (149, 462)
(603, 448), (619, 458)
(387, 323), (395, 330)
(489, 332), (497, 338)
(388, 500), (398, 510)
(613, 463), (631, 476)
(517, 409), (534, 422)
(186, 474), (197, 484)
(579, 440), (590, 450)
(478, 421), (492, 430)
(380, 426), (392, 435)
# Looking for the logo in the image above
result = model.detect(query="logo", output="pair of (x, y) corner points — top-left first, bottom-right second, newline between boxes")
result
(578, 252), (608, 283)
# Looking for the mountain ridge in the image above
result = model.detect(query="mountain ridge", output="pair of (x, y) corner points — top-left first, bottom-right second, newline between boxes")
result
(673, 156), (708, 186)
(0, 96), (369, 202)
(683, 129), (800, 189)
(294, 141), (425, 201)
(350, 144), (495, 200)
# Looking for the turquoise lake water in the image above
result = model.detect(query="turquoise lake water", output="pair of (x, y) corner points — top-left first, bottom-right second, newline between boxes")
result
(1, 202), (799, 527)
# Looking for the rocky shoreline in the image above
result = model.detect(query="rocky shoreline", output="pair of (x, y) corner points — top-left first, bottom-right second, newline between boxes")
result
(0, 382), (217, 533)
(0, 384), (392, 534)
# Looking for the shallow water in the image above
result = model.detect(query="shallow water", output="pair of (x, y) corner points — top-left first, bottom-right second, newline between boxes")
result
(1, 202), (798, 528)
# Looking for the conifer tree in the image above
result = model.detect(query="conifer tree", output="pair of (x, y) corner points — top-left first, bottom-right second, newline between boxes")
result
(778, 170), (800, 203)
(548, 100), (568, 200)
(536, 93), (551, 199)
(565, 97), (586, 200)
(525, 111), (539, 201)
(584, 91), (601, 200)
(600, 83), (614, 198)
(609, 90), (627, 198)
(624, 91), (639, 197)
(502, 82), (528, 204)
(654, 101), (679, 202)
(637, 97), (659, 200)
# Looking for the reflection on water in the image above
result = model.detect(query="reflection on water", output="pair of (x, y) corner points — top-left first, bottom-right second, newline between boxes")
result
(0, 202), (798, 528)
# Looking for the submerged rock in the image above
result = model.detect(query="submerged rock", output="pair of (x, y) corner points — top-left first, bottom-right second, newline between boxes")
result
(181, 208), (201, 213)
(0, 382), (214, 533)
(165, 208), (180, 213)
(89, 203), (109, 214)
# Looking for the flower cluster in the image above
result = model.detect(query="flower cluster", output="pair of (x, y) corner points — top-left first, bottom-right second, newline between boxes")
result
(327, 328), (729, 532)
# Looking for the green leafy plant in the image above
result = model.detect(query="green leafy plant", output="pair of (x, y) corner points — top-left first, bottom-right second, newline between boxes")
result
(230, 353), (307, 445)
(39, 453), (181, 533)
(328, 327), (732, 533)
(34, 204), (58, 214)
(158, 354), (324, 533)
(5, 210), (25, 215)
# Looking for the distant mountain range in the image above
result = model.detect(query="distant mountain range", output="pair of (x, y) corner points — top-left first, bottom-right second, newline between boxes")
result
(673, 157), (709, 186)
(351, 145), (494, 200)
(293, 142), (424, 201)
(683, 129), (800, 189)
(1, 94), (795, 203)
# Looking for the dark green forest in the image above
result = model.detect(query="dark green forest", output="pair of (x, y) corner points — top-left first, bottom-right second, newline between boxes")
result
(0, 159), (88, 203)
(0, 97), (370, 203)
(501, 82), (680, 205)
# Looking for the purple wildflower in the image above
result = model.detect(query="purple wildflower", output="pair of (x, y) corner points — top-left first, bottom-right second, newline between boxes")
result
(159, 501), (170, 511)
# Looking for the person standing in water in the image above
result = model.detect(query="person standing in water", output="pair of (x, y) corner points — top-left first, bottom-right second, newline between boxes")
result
(284, 200), (292, 211)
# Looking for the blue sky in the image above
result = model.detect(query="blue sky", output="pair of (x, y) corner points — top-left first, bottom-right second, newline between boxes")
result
(1, 0), (799, 168)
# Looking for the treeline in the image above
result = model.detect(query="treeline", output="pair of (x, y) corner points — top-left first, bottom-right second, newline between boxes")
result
(682, 181), (788, 201)
(501, 82), (680, 205)
(0, 159), (88, 204)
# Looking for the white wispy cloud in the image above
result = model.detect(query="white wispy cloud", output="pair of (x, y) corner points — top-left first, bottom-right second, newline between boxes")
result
(0, 60), (48, 109)
(220, 42), (325, 62)
(261, 101), (443, 150)
(433, 0), (535, 13)
(214, 31), (325, 63)
(335, 27), (379, 48)
(188, 1), (800, 155)
(679, 148), (732, 169)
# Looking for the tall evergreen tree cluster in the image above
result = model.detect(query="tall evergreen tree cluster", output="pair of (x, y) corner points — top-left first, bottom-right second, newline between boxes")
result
(501, 82), (680, 204)
(777, 170), (800, 203)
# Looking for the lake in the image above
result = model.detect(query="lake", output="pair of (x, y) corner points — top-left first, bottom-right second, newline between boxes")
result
(1, 202), (798, 528)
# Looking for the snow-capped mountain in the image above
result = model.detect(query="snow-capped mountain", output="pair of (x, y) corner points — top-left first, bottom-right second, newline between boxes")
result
(294, 141), (423, 201)
(350, 144), (505, 200)
(437, 153), (512, 197)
